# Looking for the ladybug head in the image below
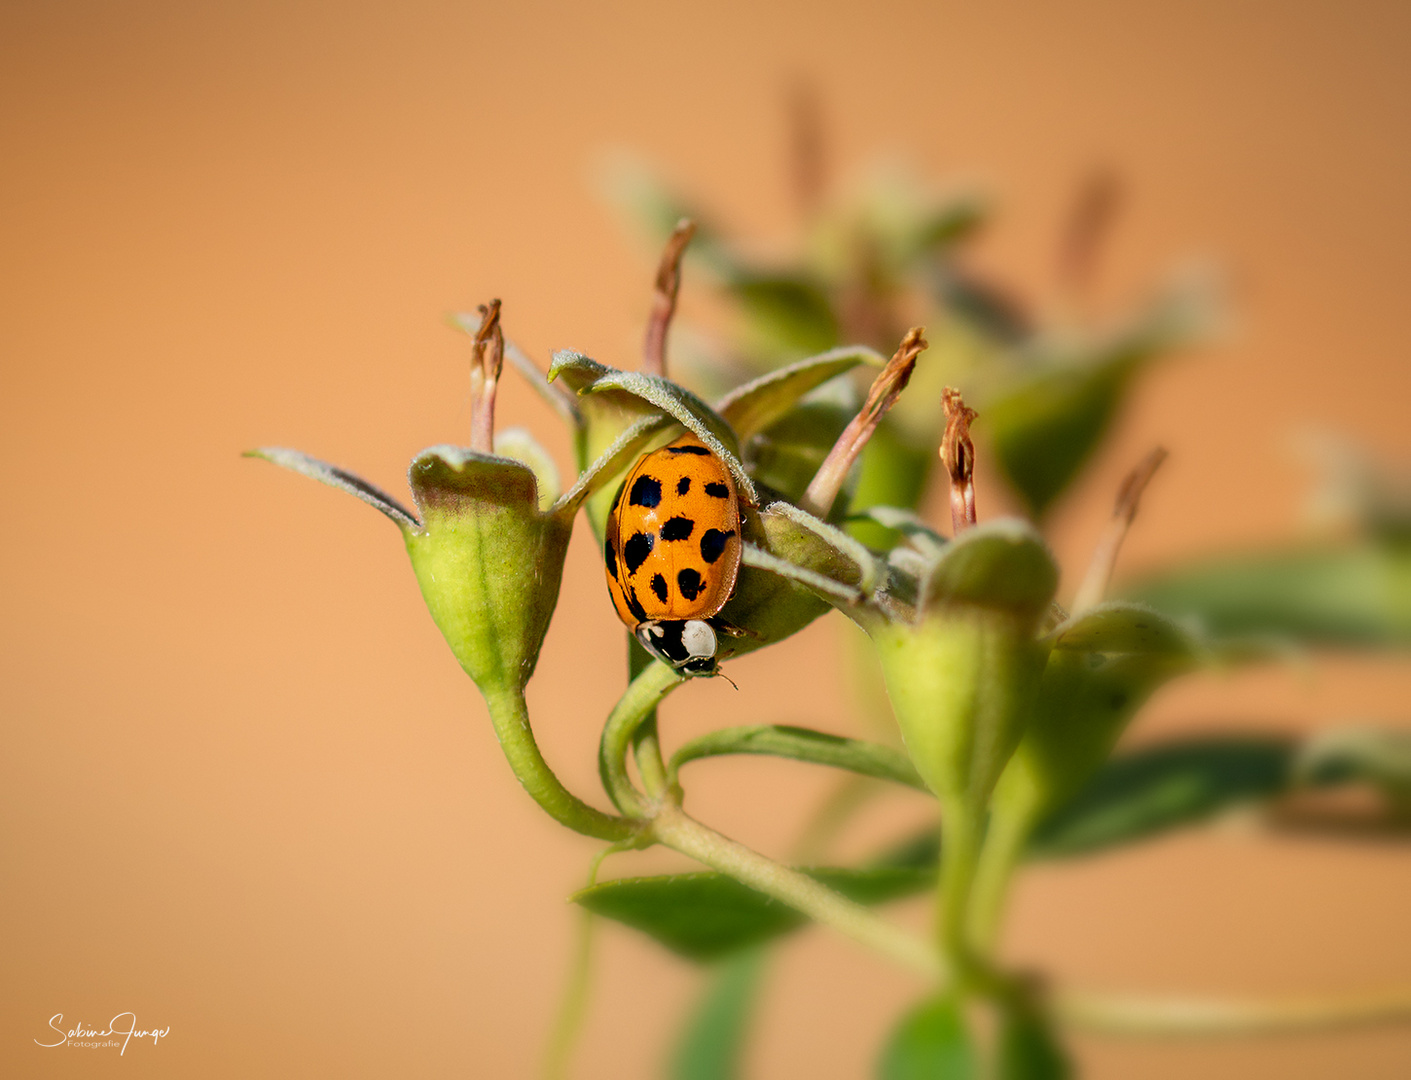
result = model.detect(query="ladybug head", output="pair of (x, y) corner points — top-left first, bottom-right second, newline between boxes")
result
(635, 619), (720, 677)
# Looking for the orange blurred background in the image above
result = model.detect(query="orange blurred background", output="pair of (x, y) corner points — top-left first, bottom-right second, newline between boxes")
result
(3, 1), (1410, 1076)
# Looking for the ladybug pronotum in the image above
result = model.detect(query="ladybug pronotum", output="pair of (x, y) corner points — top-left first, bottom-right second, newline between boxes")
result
(604, 432), (743, 676)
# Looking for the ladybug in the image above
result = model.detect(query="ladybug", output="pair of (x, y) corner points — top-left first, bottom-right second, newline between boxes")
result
(604, 432), (743, 676)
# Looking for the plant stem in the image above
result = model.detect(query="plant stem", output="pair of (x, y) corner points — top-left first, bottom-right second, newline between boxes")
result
(541, 844), (624, 1080)
(651, 802), (945, 982)
(483, 687), (639, 841)
(936, 804), (981, 969)
(1054, 985), (1411, 1037)
(598, 660), (685, 818)
(965, 799), (1035, 953)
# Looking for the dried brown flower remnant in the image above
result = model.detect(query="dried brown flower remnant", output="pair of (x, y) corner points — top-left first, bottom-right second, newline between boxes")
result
(469, 298), (504, 453)
(799, 327), (928, 518)
(642, 218), (697, 376)
(1072, 446), (1168, 612)
(940, 387), (978, 535)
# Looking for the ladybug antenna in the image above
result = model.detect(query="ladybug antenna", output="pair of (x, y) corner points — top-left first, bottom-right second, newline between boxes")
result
(715, 670), (740, 691)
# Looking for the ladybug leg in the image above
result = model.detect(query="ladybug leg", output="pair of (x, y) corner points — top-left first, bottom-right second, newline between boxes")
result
(712, 619), (763, 642)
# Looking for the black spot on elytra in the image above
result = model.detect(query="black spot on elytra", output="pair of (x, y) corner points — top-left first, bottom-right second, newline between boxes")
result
(604, 542), (617, 578)
(650, 574), (669, 603)
(677, 568), (704, 601)
(624, 532), (654, 574)
(668, 444), (711, 455)
(629, 475), (662, 508)
(661, 516), (694, 541)
(705, 482), (730, 499)
(699, 528), (734, 564)
(676, 476), (691, 496)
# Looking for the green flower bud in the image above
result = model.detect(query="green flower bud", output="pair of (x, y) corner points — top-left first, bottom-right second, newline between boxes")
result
(403, 444), (570, 694)
(871, 520), (1058, 809)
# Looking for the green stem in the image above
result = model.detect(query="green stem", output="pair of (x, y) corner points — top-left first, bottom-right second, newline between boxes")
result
(651, 802), (944, 982)
(483, 687), (638, 841)
(936, 801), (981, 974)
(1054, 985), (1411, 1037)
(598, 660), (685, 818)
(632, 717), (671, 800)
(541, 844), (624, 1080)
(627, 637), (671, 801)
(966, 802), (1035, 953)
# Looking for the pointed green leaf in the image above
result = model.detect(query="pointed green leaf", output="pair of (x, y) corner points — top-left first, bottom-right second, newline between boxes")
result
(878, 997), (975, 1080)
(573, 866), (933, 961)
(669, 951), (767, 1080)
(1296, 728), (1411, 804)
(727, 271), (839, 358)
(668, 725), (926, 791)
(985, 273), (1217, 516)
(989, 604), (1210, 860)
(715, 345), (883, 441)
(739, 395), (857, 506)
(549, 350), (754, 502)
(246, 447), (420, 530)
(1028, 736), (1295, 857)
(1125, 543), (1411, 648)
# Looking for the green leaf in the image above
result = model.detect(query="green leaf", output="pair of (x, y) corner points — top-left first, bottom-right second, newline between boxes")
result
(996, 1006), (1070, 1080)
(549, 350), (753, 501)
(984, 276), (1216, 516)
(669, 951), (767, 1080)
(716, 345), (882, 442)
(1125, 544), (1411, 648)
(988, 604), (1209, 846)
(878, 997), (975, 1080)
(1029, 736), (1295, 857)
(727, 271), (839, 358)
(740, 397), (857, 506)
(668, 724), (926, 791)
(573, 866), (933, 961)
(1296, 728), (1411, 804)
(246, 447), (420, 530)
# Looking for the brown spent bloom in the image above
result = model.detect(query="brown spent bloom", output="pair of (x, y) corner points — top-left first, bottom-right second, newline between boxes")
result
(469, 298), (504, 453)
(940, 387), (978, 535)
(799, 327), (928, 519)
(642, 218), (697, 376)
(1072, 445), (1168, 613)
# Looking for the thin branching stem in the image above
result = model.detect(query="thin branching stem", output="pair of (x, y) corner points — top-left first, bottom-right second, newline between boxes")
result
(1054, 984), (1411, 1037)
(651, 802), (945, 982)
(541, 842), (629, 1080)
(598, 660), (685, 818)
(482, 687), (638, 841)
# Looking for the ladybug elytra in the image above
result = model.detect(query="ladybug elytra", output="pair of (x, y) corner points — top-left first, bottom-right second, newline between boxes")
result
(604, 433), (743, 675)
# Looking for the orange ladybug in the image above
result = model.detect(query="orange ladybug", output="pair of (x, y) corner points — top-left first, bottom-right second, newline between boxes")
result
(604, 433), (742, 675)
